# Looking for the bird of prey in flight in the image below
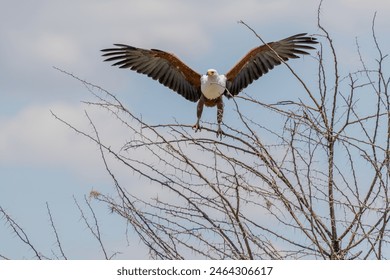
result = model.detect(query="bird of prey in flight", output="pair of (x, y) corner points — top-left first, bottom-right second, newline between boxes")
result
(101, 33), (317, 138)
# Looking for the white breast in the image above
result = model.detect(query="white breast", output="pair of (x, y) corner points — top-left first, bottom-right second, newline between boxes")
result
(201, 74), (227, 99)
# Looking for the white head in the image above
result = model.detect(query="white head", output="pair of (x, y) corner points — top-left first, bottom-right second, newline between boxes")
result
(206, 69), (219, 77)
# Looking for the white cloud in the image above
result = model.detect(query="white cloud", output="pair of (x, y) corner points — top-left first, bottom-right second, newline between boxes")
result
(0, 102), (114, 173)
(31, 33), (82, 67)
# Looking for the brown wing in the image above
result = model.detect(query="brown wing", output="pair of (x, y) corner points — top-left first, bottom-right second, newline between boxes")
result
(225, 33), (318, 96)
(101, 45), (202, 102)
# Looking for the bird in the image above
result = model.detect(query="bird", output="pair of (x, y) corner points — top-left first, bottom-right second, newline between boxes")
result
(101, 33), (317, 138)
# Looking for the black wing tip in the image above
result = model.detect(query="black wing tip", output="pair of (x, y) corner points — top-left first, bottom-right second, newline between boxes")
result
(100, 44), (138, 64)
(292, 33), (318, 44)
(282, 33), (318, 45)
(101, 44), (137, 53)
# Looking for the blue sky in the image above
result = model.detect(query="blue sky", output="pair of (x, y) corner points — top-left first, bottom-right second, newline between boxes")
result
(1, 0), (390, 259)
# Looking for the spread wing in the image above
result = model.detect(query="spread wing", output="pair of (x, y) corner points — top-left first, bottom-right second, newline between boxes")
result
(101, 45), (202, 102)
(225, 33), (318, 96)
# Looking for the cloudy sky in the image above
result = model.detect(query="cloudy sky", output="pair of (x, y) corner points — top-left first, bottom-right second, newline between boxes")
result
(1, 0), (389, 259)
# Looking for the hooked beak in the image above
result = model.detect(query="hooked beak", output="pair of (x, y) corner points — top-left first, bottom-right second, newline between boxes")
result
(207, 70), (215, 76)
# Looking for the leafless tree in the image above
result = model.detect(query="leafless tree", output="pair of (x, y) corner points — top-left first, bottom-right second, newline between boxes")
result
(0, 198), (117, 260)
(50, 11), (389, 259)
(2, 9), (389, 260)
